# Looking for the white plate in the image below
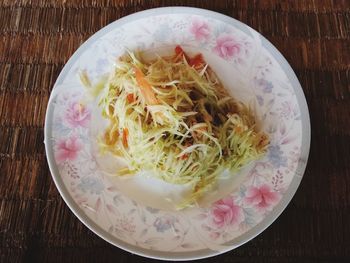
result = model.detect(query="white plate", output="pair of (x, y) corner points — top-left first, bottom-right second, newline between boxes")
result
(44, 7), (310, 260)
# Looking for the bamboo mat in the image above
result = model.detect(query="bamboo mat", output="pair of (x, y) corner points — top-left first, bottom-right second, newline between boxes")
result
(0, 0), (349, 262)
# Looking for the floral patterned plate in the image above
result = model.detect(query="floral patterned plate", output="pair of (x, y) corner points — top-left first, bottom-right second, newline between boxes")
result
(44, 7), (310, 260)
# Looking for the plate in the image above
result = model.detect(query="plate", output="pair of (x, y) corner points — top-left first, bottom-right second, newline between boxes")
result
(44, 7), (310, 260)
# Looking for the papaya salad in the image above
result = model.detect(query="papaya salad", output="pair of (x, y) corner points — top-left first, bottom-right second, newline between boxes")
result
(82, 46), (269, 209)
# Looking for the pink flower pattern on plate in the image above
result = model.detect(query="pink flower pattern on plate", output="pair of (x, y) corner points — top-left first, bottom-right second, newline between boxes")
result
(115, 215), (136, 234)
(245, 184), (280, 212)
(213, 33), (241, 59)
(55, 136), (83, 163)
(65, 102), (91, 128)
(210, 197), (244, 228)
(190, 20), (210, 41)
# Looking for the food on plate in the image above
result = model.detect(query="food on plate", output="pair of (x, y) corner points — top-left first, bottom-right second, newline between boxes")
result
(82, 46), (269, 208)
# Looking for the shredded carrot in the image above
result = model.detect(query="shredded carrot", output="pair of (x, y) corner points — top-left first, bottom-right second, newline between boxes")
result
(257, 133), (269, 148)
(122, 128), (129, 148)
(104, 126), (119, 146)
(126, 93), (135, 103)
(203, 112), (213, 122)
(235, 126), (242, 133)
(134, 67), (158, 105)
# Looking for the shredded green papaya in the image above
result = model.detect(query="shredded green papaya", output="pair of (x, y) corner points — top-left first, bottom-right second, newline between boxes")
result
(86, 46), (269, 209)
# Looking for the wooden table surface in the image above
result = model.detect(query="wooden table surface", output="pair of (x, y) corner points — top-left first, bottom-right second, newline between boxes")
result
(0, 0), (349, 262)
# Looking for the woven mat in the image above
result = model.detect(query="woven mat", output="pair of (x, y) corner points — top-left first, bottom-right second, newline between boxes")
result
(0, 0), (349, 262)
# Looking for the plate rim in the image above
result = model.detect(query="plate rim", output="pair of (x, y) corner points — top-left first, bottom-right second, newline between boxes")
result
(44, 6), (311, 261)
